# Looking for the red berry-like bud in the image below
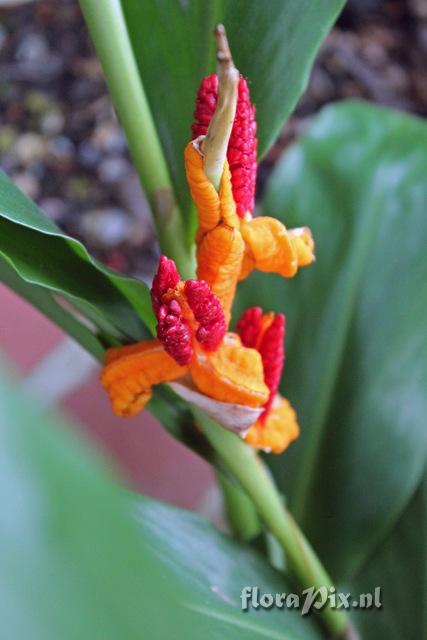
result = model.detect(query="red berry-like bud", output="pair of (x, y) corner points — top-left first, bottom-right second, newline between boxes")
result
(192, 74), (258, 218)
(151, 257), (192, 365)
(151, 256), (180, 313)
(184, 279), (226, 351)
(156, 298), (193, 366)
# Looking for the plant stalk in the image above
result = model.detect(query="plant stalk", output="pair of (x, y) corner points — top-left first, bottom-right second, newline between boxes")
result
(79, 0), (192, 278)
(195, 410), (353, 638)
(216, 471), (261, 541)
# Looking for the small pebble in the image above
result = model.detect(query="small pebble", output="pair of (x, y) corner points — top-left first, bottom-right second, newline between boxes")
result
(47, 136), (75, 164)
(12, 133), (47, 165)
(98, 156), (131, 184)
(81, 208), (131, 248)
(78, 139), (102, 169)
(25, 90), (51, 115)
(0, 153), (19, 174)
(16, 32), (50, 64)
(12, 172), (40, 200)
(66, 176), (93, 201)
(38, 197), (70, 223)
(93, 122), (127, 154)
(40, 110), (65, 136)
(26, 160), (46, 180)
(0, 126), (18, 153)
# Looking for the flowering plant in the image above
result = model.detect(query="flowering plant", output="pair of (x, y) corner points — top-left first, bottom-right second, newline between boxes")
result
(0, 3), (426, 640)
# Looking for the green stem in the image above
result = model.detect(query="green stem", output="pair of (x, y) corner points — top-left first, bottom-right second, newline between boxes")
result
(216, 471), (261, 542)
(79, 0), (192, 278)
(195, 410), (351, 638)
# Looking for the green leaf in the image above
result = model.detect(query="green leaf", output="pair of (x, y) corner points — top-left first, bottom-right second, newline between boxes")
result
(0, 361), (321, 640)
(348, 472), (426, 639)
(0, 170), (155, 342)
(0, 171), (220, 466)
(236, 101), (427, 582)
(120, 0), (345, 226)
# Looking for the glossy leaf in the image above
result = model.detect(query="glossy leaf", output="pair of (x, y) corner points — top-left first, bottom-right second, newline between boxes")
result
(0, 170), (155, 342)
(0, 172), (223, 464)
(0, 363), (321, 640)
(348, 472), (426, 639)
(236, 101), (427, 582)
(120, 0), (345, 225)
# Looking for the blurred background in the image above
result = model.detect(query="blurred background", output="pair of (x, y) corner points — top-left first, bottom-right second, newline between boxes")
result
(1, 0), (426, 512)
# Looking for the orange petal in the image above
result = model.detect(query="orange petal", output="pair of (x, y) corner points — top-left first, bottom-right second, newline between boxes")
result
(189, 333), (269, 408)
(185, 141), (239, 233)
(196, 224), (244, 324)
(288, 227), (315, 267)
(239, 216), (298, 280)
(101, 339), (187, 417)
(245, 395), (300, 454)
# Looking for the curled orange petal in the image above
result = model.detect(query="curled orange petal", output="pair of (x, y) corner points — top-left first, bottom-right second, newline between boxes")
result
(196, 224), (244, 323)
(239, 216), (298, 280)
(189, 333), (269, 408)
(245, 395), (300, 454)
(185, 141), (244, 322)
(185, 142), (239, 232)
(101, 339), (187, 417)
(288, 227), (315, 267)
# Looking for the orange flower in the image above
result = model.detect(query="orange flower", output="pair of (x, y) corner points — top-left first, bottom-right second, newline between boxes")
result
(101, 256), (269, 418)
(102, 136), (313, 453)
(185, 141), (314, 320)
(102, 53), (314, 453)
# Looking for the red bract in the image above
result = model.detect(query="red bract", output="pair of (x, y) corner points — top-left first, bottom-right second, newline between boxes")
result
(258, 314), (285, 420)
(238, 307), (285, 421)
(156, 299), (193, 366)
(192, 74), (258, 218)
(151, 257), (227, 365)
(236, 306), (263, 349)
(151, 256), (180, 313)
(184, 280), (226, 351)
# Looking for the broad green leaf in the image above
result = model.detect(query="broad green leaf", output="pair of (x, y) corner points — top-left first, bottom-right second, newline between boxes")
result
(120, 0), (345, 225)
(0, 362), (321, 640)
(236, 101), (427, 582)
(0, 171), (218, 466)
(0, 170), (155, 342)
(348, 472), (426, 639)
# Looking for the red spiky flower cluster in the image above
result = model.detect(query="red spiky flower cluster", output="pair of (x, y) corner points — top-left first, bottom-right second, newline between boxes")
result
(237, 306), (285, 421)
(151, 256), (226, 366)
(184, 280), (226, 351)
(192, 74), (258, 218)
